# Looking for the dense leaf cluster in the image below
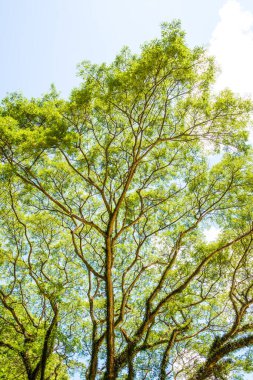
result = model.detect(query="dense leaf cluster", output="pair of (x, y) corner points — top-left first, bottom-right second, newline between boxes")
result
(0, 21), (253, 380)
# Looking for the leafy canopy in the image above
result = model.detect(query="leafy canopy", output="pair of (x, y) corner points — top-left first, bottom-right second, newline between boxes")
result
(0, 21), (253, 380)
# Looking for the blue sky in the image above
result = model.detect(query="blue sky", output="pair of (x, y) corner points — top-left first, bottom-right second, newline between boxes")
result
(0, 0), (247, 99)
(1, 1), (253, 379)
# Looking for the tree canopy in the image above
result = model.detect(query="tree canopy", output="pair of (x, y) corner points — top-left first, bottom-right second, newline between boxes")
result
(1, 21), (253, 380)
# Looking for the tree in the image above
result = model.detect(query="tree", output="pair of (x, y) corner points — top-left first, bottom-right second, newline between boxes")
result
(0, 181), (74, 379)
(0, 21), (253, 379)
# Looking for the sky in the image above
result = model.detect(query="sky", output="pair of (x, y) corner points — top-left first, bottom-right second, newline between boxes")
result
(1, 1), (253, 379)
(1, 0), (253, 100)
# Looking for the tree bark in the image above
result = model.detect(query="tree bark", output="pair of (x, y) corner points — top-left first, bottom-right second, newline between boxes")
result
(40, 304), (58, 380)
(105, 235), (115, 379)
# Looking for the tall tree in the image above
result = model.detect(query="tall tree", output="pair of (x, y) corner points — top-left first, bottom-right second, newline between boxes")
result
(1, 21), (253, 379)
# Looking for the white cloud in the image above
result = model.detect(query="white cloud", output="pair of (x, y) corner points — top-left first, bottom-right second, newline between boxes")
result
(209, 0), (253, 97)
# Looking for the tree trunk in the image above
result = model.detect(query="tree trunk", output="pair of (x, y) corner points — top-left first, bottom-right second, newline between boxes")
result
(105, 235), (115, 379)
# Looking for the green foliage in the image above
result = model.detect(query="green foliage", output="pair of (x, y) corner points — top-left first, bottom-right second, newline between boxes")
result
(0, 21), (253, 380)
